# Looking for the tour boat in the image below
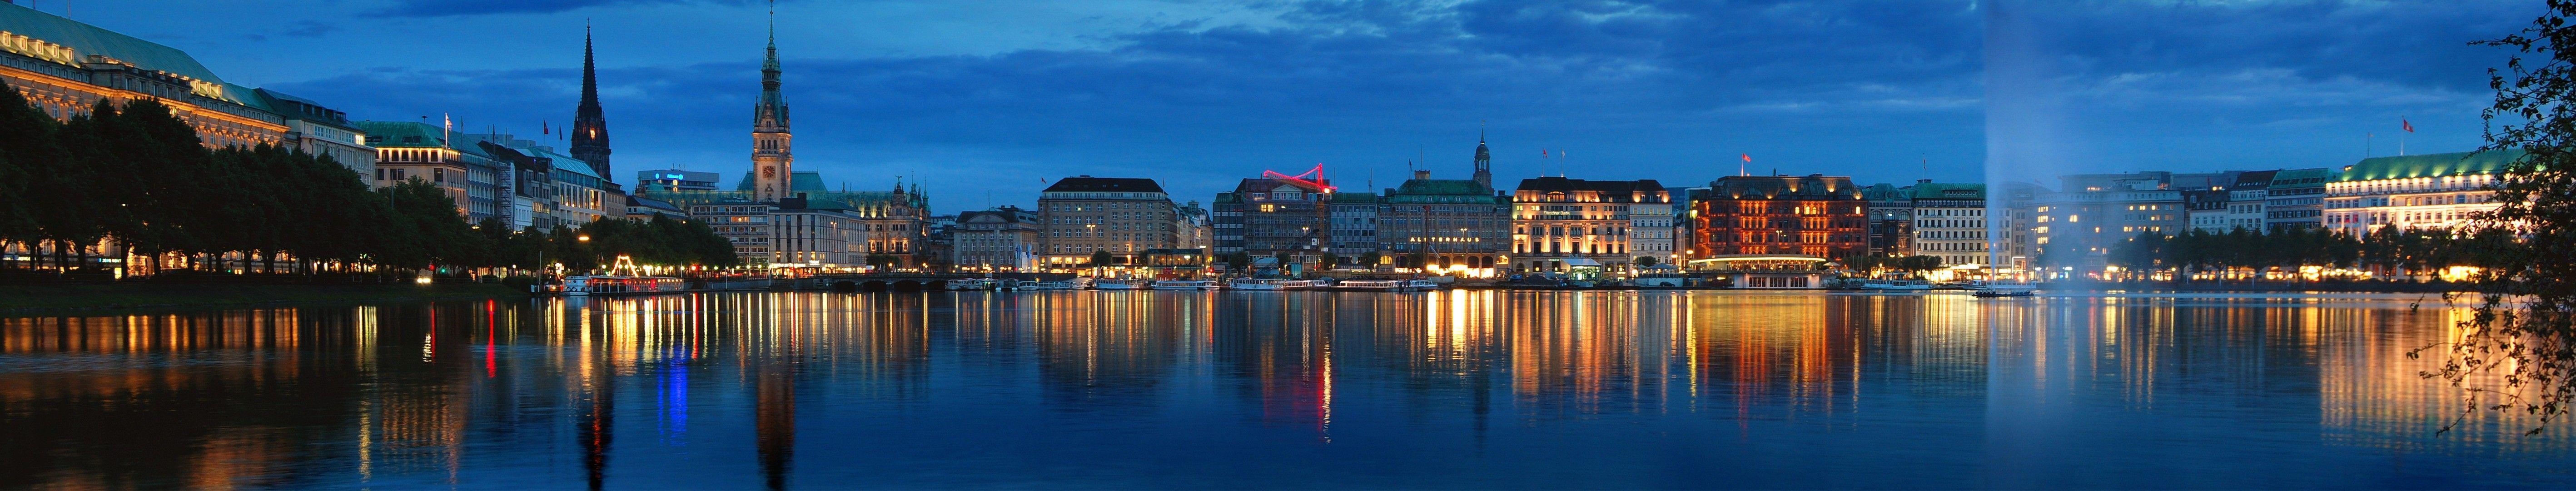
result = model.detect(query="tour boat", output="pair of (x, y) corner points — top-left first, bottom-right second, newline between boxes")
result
(1278, 279), (1331, 290)
(562, 276), (686, 296)
(1228, 278), (1285, 291)
(1972, 282), (2039, 297)
(1340, 280), (1415, 291)
(1091, 279), (1148, 290)
(1151, 280), (1222, 291)
(1856, 279), (1934, 291)
(1407, 280), (1442, 291)
(947, 278), (1001, 291)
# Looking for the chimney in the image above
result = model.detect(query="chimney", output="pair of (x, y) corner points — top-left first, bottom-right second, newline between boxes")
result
(1413, 170), (1431, 180)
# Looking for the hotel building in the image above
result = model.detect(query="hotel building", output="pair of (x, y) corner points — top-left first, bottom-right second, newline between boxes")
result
(1512, 177), (1669, 272)
(2322, 150), (2516, 235)
(1039, 176), (1190, 268)
(1684, 174), (1867, 263)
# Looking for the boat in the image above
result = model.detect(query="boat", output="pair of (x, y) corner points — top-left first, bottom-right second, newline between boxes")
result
(1091, 279), (1148, 290)
(563, 275), (686, 296)
(1228, 278), (1285, 291)
(1341, 280), (1423, 291)
(1021, 280), (1078, 290)
(1278, 279), (1332, 290)
(946, 278), (1001, 291)
(1407, 280), (1442, 291)
(1856, 279), (1934, 291)
(1972, 282), (2039, 297)
(1151, 280), (1222, 291)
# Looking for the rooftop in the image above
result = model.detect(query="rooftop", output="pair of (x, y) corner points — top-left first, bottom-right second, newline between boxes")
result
(1044, 176), (1166, 194)
(0, 4), (266, 107)
(2338, 150), (2528, 181)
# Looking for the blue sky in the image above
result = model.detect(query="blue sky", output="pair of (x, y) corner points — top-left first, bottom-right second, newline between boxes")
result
(35, 0), (2540, 212)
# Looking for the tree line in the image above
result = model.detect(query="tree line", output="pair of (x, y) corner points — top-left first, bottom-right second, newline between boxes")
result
(0, 82), (736, 279)
(2095, 226), (2514, 281)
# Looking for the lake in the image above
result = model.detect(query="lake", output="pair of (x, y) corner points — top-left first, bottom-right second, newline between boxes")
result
(4, 291), (2571, 489)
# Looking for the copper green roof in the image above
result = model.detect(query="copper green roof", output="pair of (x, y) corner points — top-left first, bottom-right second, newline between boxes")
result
(1328, 191), (1380, 204)
(353, 121), (494, 158)
(1909, 182), (1985, 200)
(0, 4), (262, 107)
(1389, 178), (1491, 196)
(2339, 150), (2526, 182)
(736, 170), (830, 192)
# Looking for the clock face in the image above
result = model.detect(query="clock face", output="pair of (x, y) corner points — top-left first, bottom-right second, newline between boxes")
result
(762, 167), (777, 178)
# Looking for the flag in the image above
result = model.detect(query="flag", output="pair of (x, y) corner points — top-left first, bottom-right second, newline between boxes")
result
(2402, 119), (2414, 132)
(1741, 153), (1751, 162)
(542, 121), (550, 135)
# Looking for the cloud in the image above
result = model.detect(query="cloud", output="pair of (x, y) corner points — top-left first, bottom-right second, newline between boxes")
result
(259, 0), (2541, 210)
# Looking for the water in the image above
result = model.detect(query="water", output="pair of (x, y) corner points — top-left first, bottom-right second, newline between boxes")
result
(3, 291), (2571, 489)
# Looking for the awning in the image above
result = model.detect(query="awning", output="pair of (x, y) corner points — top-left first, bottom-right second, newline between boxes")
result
(1557, 258), (1603, 267)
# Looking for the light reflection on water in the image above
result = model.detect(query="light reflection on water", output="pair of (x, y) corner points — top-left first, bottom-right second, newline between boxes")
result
(1, 291), (2571, 489)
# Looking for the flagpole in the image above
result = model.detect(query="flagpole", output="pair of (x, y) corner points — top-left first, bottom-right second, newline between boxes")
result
(2399, 116), (2408, 156)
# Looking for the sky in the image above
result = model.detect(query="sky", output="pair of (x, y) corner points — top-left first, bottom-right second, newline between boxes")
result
(20, 0), (2543, 212)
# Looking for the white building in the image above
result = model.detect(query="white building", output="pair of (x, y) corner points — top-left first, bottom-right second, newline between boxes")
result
(1908, 181), (1987, 266)
(954, 206), (1041, 271)
(2323, 150), (2516, 235)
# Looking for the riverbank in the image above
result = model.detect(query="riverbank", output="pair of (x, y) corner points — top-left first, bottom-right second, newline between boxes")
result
(0, 282), (529, 315)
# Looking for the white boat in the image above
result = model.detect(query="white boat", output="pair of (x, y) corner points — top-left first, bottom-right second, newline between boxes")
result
(1341, 280), (1412, 291)
(1091, 279), (1148, 290)
(563, 276), (686, 296)
(1856, 279), (1934, 291)
(1151, 280), (1221, 291)
(1972, 282), (2039, 297)
(1021, 280), (1078, 290)
(1407, 280), (1442, 291)
(1278, 279), (1331, 290)
(1228, 278), (1285, 291)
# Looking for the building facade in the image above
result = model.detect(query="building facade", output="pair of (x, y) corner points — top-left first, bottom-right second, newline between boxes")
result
(1039, 176), (1186, 268)
(2323, 150), (2514, 235)
(358, 121), (507, 224)
(1909, 181), (1987, 266)
(1512, 177), (1667, 272)
(1684, 175), (1867, 263)
(2266, 167), (2336, 232)
(2028, 172), (2184, 268)
(1380, 171), (1509, 274)
(1213, 175), (1336, 267)
(637, 169), (720, 194)
(1327, 191), (1379, 266)
(1861, 183), (1915, 258)
(954, 206), (1041, 271)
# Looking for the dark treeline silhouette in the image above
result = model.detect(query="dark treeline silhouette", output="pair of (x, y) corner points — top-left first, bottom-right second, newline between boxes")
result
(2089, 226), (2513, 281)
(0, 81), (736, 279)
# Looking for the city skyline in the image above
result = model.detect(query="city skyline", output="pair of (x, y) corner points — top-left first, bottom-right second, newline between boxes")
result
(23, 0), (2532, 213)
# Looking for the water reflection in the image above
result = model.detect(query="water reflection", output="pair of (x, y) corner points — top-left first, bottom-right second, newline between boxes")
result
(2, 291), (2571, 488)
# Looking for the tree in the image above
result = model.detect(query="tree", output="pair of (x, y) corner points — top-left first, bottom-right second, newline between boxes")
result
(1360, 251), (1383, 269)
(1634, 256), (1660, 268)
(1091, 250), (1115, 268)
(2431, 1), (2576, 433)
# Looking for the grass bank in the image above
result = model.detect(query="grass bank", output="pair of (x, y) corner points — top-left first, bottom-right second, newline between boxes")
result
(0, 282), (527, 315)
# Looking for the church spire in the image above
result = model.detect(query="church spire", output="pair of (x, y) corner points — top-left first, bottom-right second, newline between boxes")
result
(571, 22), (612, 178)
(1472, 121), (1492, 190)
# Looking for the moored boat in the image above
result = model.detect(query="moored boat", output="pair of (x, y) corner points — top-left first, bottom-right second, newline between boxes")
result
(1228, 278), (1284, 291)
(1856, 279), (1934, 291)
(1091, 279), (1148, 290)
(563, 276), (686, 296)
(1972, 282), (2039, 297)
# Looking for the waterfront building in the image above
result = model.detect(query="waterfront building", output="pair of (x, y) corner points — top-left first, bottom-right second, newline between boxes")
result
(2322, 150), (2515, 235)
(1512, 177), (1668, 272)
(1175, 200), (1213, 252)
(0, 3), (374, 176)
(1327, 191), (1380, 266)
(2028, 172), (2184, 268)
(1038, 176), (1187, 269)
(766, 196), (867, 269)
(625, 195), (687, 221)
(1684, 175), (1866, 263)
(954, 206), (1040, 271)
(1909, 181), (1988, 267)
(637, 169), (720, 193)
(636, 23), (931, 267)
(1213, 170), (1338, 269)
(2184, 170), (2272, 234)
(2266, 167), (2336, 232)
(1860, 183), (1914, 258)
(691, 201), (777, 263)
(1380, 169), (1509, 275)
(1997, 181), (2046, 271)
(357, 121), (508, 223)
